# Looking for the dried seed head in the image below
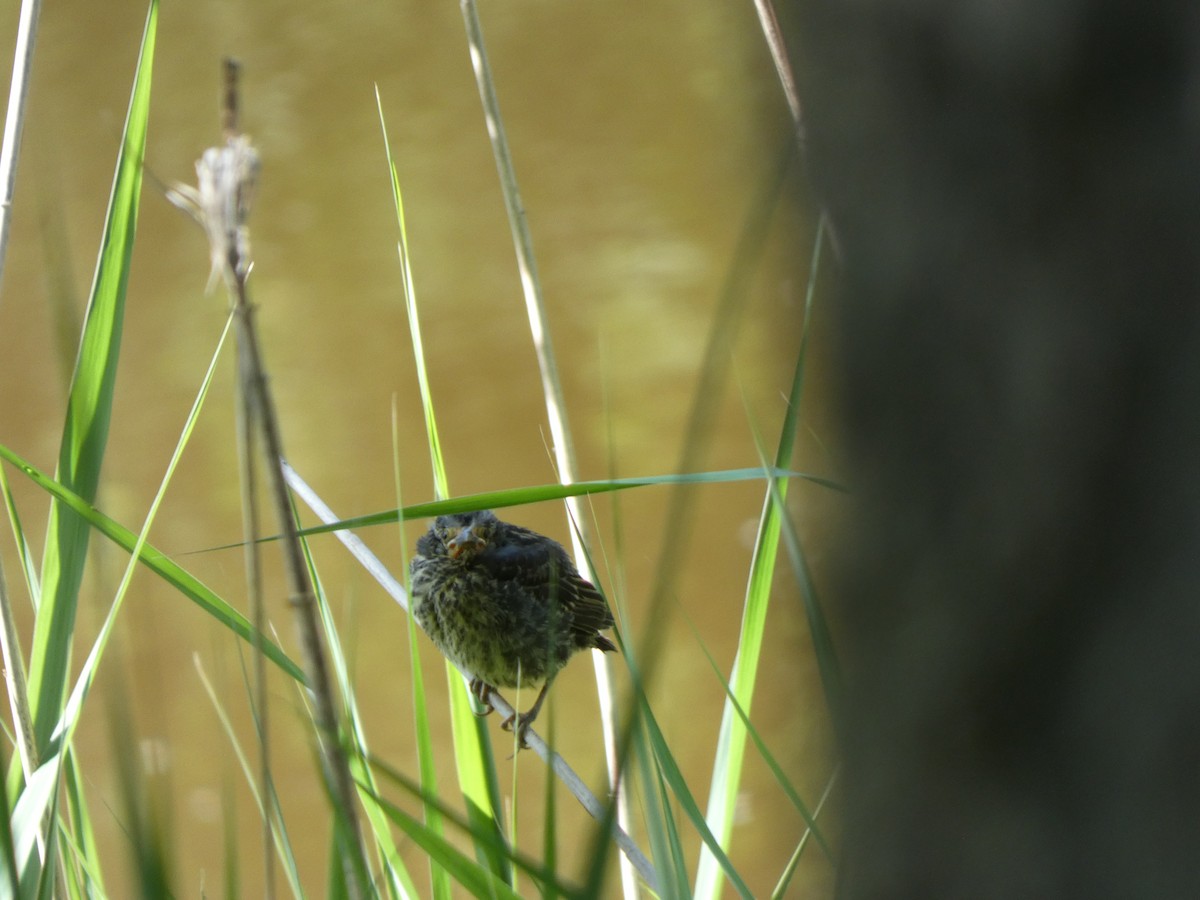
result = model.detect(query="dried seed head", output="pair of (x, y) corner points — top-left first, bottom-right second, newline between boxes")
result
(168, 134), (260, 294)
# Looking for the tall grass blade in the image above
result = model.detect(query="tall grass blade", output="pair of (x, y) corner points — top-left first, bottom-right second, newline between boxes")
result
(771, 771), (837, 900)
(62, 752), (103, 896)
(12, 755), (58, 881)
(642, 704), (755, 900)
(0, 538), (37, 785)
(769, 459), (842, 736)
(540, 708), (556, 900)
(376, 89), (448, 495)
(0, 461), (39, 798)
(14, 295), (225, 894)
(404, 575), (448, 899)
(456, 4), (626, 888)
(378, 103), (451, 898)
(26, 0), (157, 757)
(0, 742), (17, 897)
(690, 615), (831, 858)
(370, 794), (522, 900)
(391, 405), (451, 900)
(694, 216), (827, 898)
(377, 90), (509, 887)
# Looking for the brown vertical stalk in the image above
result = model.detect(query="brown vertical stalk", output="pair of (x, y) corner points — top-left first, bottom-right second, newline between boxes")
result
(170, 59), (368, 899)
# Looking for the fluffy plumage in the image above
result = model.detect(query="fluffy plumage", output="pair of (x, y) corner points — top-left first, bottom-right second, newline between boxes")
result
(409, 509), (616, 745)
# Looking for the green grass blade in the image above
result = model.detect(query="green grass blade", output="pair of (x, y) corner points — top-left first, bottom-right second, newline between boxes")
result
(376, 89), (449, 494)
(195, 657), (306, 899)
(378, 99), (454, 898)
(576, 635), (673, 899)
(0, 442), (303, 683)
(366, 755), (582, 899)
(650, 757), (689, 897)
(695, 222), (827, 898)
(405, 591), (449, 898)
(689, 616), (832, 858)
(299, 525), (418, 900)
(769, 468), (842, 735)
(378, 90), (508, 886)
(61, 751), (104, 896)
(27, 0), (157, 757)
(447, 683), (509, 882)
(540, 710), (556, 900)
(22, 305), (245, 897)
(642, 703), (755, 900)
(0, 463), (41, 606)
(391, 411), (452, 900)
(693, 477), (782, 897)
(285, 466), (840, 541)
(771, 771), (837, 900)
(0, 470), (39, 783)
(371, 793), (521, 900)
(12, 755), (59, 881)
(0, 742), (18, 897)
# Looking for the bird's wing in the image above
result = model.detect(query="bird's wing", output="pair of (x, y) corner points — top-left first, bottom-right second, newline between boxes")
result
(479, 526), (615, 640)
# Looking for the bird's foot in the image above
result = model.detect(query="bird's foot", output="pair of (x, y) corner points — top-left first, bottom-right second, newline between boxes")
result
(500, 709), (537, 750)
(468, 677), (495, 716)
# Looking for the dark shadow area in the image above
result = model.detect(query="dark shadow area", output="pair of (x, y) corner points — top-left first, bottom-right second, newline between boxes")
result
(790, 2), (1200, 895)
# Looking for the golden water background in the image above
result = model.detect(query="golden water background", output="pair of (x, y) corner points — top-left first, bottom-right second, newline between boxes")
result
(0, 1), (836, 895)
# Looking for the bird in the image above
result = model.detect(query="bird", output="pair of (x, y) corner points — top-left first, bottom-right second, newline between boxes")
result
(409, 509), (617, 747)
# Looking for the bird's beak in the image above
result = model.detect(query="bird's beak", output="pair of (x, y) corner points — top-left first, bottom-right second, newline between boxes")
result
(447, 526), (486, 559)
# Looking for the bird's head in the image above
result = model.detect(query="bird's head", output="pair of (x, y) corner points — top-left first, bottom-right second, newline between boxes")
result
(432, 509), (499, 561)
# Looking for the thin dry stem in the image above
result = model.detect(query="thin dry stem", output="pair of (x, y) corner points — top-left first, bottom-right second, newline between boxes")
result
(235, 332), (274, 899)
(171, 60), (368, 899)
(0, 0), (41, 310)
(751, 0), (803, 140)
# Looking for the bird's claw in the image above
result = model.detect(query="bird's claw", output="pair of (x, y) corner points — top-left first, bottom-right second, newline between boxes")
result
(500, 711), (535, 749)
(468, 677), (495, 717)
